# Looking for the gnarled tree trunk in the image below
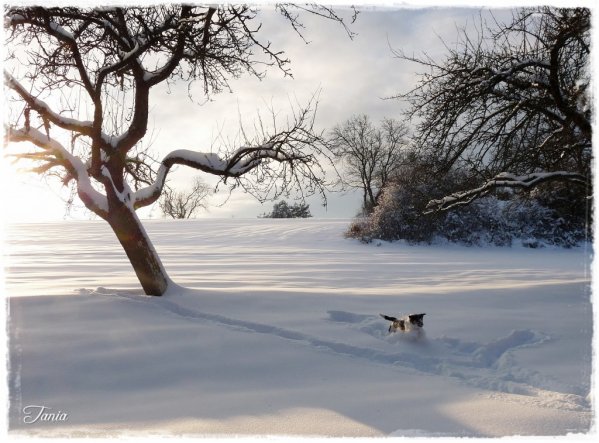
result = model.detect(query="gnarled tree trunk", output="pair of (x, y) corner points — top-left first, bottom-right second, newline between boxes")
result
(107, 202), (169, 296)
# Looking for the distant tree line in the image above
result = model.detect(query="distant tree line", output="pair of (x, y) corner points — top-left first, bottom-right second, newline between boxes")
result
(337, 7), (590, 247)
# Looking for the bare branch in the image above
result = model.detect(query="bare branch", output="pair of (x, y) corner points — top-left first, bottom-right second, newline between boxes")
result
(392, 7), (591, 184)
(5, 125), (109, 217)
(276, 4), (358, 41)
(5, 71), (95, 137)
(133, 98), (331, 209)
(425, 171), (588, 213)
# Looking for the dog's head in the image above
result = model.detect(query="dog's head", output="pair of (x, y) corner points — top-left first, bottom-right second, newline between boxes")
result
(408, 313), (426, 328)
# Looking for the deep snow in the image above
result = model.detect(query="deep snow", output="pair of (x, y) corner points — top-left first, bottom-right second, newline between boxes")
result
(4, 218), (594, 437)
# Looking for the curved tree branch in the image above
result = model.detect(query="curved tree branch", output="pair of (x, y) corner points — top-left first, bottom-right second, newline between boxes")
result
(133, 143), (315, 209)
(5, 71), (95, 137)
(425, 171), (589, 213)
(5, 125), (109, 218)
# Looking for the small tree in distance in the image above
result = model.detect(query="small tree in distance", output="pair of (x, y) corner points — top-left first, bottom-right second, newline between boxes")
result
(159, 177), (211, 219)
(260, 200), (312, 218)
(329, 115), (409, 215)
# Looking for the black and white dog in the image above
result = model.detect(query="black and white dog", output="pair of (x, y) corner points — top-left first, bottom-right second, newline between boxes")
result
(380, 313), (426, 333)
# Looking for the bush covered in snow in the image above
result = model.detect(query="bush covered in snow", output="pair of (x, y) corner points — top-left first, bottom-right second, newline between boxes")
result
(439, 194), (588, 247)
(348, 169), (590, 248)
(259, 200), (312, 218)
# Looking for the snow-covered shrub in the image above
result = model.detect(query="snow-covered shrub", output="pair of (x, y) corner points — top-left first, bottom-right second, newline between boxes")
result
(349, 161), (473, 244)
(507, 196), (588, 247)
(345, 218), (372, 243)
(348, 175), (589, 248)
(440, 198), (512, 246)
(434, 192), (587, 248)
(364, 182), (438, 243)
(260, 200), (312, 218)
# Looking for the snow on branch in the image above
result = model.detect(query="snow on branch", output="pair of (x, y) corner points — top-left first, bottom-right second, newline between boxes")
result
(6, 13), (73, 40)
(425, 171), (588, 213)
(389, 8), (591, 188)
(133, 98), (329, 209)
(5, 71), (95, 136)
(132, 143), (314, 209)
(5, 125), (109, 216)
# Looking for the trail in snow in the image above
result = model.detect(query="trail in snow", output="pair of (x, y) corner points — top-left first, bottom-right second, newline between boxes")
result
(83, 287), (589, 412)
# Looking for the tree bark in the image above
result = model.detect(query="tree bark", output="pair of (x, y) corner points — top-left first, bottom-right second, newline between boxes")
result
(107, 202), (169, 296)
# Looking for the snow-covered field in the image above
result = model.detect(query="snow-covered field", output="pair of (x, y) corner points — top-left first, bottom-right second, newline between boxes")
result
(4, 218), (594, 437)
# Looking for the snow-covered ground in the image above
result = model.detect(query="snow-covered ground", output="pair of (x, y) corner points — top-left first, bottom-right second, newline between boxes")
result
(4, 218), (594, 437)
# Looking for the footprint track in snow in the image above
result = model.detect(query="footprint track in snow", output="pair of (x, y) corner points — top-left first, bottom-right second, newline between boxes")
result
(328, 309), (545, 367)
(86, 289), (589, 412)
(326, 310), (588, 410)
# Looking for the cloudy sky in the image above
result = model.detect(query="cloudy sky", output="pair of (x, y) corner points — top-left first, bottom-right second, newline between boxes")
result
(1, 1), (587, 222)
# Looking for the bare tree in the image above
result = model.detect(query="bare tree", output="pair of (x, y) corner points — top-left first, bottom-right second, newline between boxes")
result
(4, 5), (355, 296)
(392, 7), (591, 212)
(159, 177), (211, 219)
(329, 115), (409, 214)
